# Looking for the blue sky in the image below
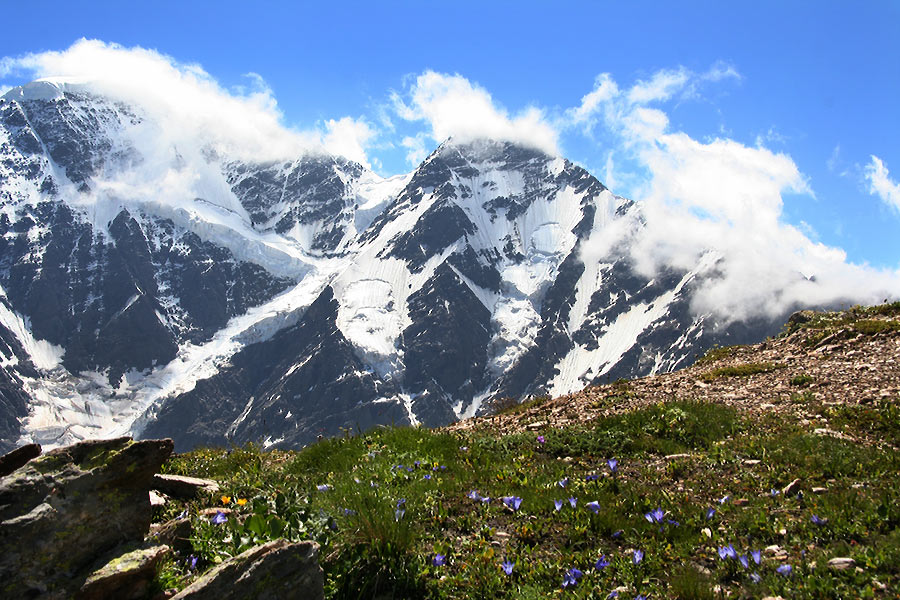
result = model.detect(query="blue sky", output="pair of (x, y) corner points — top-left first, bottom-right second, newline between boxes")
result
(1, 0), (898, 272)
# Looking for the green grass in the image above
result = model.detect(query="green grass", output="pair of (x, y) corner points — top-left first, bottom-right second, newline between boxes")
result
(155, 399), (900, 599)
(695, 344), (747, 365)
(700, 362), (783, 382)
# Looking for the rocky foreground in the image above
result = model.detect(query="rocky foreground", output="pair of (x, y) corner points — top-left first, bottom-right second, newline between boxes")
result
(0, 437), (324, 599)
(451, 306), (900, 448)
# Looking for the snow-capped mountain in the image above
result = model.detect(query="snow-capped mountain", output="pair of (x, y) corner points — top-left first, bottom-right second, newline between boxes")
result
(0, 80), (779, 452)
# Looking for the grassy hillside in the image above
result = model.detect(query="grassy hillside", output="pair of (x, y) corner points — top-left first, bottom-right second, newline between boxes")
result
(152, 306), (900, 598)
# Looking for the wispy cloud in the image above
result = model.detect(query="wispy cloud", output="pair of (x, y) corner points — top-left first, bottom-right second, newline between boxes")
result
(391, 71), (559, 162)
(0, 39), (378, 167)
(571, 67), (898, 321)
(865, 155), (900, 214)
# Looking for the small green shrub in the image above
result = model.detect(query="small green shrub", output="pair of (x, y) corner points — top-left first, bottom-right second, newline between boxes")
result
(790, 374), (815, 387)
(700, 362), (783, 381)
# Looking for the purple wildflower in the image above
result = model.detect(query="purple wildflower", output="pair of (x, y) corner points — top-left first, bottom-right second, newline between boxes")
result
(776, 564), (792, 577)
(607, 592), (619, 599)
(501, 560), (514, 575)
(177, 509), (188, 520)
(595, 555), (610, 569)
(770, 488), (780, 497)
(568, 497), (577, 508)
(585, 473), (599, 481)
(811, 514), (827, 526)
(467, 490), (481, 500)
(188, 555), (198, 570)
(432, 553), (446, 566)
(587, 501), (601, 514)
(645, 508), (664, 524)
(607, 458), (618, 473)
(611, 529), (623, 538)
(316, 484), (332, 492)
(211, 511), (227, 525)
(558, 477), (569, 488)
(424, 474), (432, 480)
(537, 435), (545, 444)
(717, 544), (737, 560)
(394, 508), (405, 521)
(633, 549), (644, 564)
(719, 494), (730, 504)
(750, 550), (761, 564)
(480, 496), (491, 504)
(554, 499), (564, 512)
(706, 507), (716, 520)
(414, 460), (421, 467)
(666, 518), (680, 527)
(561, 567), (583, 588)
(739, 555), (749, 569)
(342, 508), (356, 516)
(502, 496), (523, 511)
(749, 572), (761, 584)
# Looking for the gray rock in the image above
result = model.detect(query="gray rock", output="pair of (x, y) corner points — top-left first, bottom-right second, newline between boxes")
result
(171, 539), (324, 600)
(782, 478), (802, 496)
(77, 545), (171, 600)
(149, 517), (193, 555)
(153, 473), (220, 499)
(0, 437), (173, 599)
(827, 557), (856, 570)
(0, 442), (41, 476)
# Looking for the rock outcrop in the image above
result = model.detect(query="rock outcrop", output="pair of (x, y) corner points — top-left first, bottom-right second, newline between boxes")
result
(0, 437), (173, 599)
(171, 539), (324, 600)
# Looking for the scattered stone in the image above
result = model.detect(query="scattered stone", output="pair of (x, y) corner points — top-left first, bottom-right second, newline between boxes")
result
(0, 437), (174, 599)
(153, 474), (220, 499)
(761, 596), (785, 600)
(743, 459), (761, 466)
(200, 507), (233, 519)
(827, 557), (856, 571)
(77, 545), (171, 600)
(0, 443), (41, 477)
(764, 545), (783, 555)
(782, 478), (802, 496)
(664, 453), (692, 460)
(734, 498), (750, 507)
(171, 539), (324, 600)
(149, 518), (193, 555)
(811, 487), (827, 494)
(150, 490), (168, 507)
(525, 421), (546, 430)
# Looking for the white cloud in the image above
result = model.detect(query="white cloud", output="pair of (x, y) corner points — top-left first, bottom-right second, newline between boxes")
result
(572, 67), (900, 322)
(571, 73), (619, 124)
(627, 67), (691, 104)
(0, 39), (377, 165)
(401, 132), (431, 166)
(865, 155), (900, 213)
(392, 71), (559, 161)
(322, 117), (377, 169)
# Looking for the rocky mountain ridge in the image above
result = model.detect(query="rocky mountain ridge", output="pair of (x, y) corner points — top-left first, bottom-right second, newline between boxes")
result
(1, 81), (797, 451)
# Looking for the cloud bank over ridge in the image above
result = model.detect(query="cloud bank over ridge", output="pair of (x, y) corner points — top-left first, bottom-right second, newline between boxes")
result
(1, 39), (897, 322)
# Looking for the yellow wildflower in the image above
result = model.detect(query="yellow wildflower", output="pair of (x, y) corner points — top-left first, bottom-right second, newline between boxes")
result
(221, 495), (231, 505)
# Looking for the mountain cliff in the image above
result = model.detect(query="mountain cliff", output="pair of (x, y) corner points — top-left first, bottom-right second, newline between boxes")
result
(0, 80), (783, 451)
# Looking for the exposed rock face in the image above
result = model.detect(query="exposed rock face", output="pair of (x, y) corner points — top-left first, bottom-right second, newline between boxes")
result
(171, 539), (324, 600)
(0, 441), (40, 476)
(0, 437), (173, 599)
(77, 545), (172, 600)
(153, 473), (221, 499)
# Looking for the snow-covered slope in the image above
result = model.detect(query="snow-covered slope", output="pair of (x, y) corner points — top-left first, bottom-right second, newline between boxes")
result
(0, 82), (783, 451)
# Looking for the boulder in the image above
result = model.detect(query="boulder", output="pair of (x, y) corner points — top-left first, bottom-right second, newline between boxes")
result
(153, 473), (220, 499)
(77, 545), (171, 600)
(0, 442), (41, 477)
(171, 539), (324, 600)
(0, 437), (173, 599)
(149, 517), (193, 555)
